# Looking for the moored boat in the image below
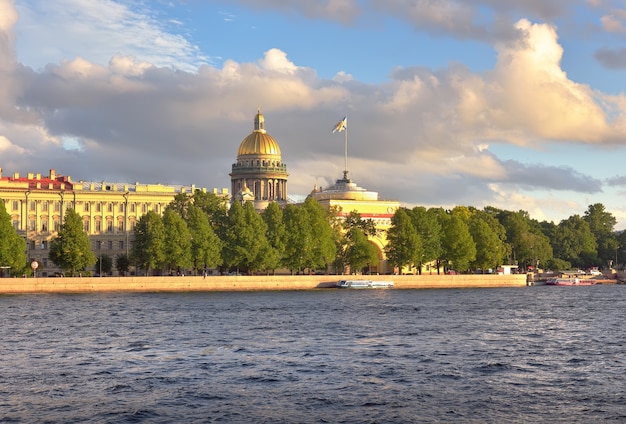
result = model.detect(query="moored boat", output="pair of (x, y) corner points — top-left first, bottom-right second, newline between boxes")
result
(545, 278), (596, 286)
(337, 279), (394, 289)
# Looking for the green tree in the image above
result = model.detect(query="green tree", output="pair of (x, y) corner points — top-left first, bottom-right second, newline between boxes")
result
(407, 206), (442, 272)
(385, 208), (421, 273)
(282, 204), (311, 274)
(116, 253), (130, 276)
(193, 190), (230, 231)
(344, 211), (378, 237)
(552, 215), (597, 268)
(0, 201), (27, 276)
(96, 254), (113, 276)
(131, 211), (166, 275)
(468, 211), (507, 271)
(162, 209), (192, 274)
(583, 203), (618, 267)
(261, 202), (286, 273)
(243, 201), (273, 273)
(222, 201), (271, 274)
(345, 227), (379, 274)
(441, 214), (476, 273)
(49, 209), (97, 276)
(165, 192), (193, 220)
(302, 197), (336, 272)
(187, 204), (222, 273)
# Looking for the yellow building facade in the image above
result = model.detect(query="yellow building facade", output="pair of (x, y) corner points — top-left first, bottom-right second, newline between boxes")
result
(309, 171), (400, 275)
(0, 167), (228, 276)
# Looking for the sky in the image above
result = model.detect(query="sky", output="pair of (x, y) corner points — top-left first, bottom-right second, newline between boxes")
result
(3, 0), (626, 229)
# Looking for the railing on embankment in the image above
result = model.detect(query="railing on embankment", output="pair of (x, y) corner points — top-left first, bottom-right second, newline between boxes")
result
(0, 274), (528, 294)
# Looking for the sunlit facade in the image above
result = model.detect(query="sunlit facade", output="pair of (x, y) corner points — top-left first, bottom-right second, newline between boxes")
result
(309, 171), (400, 275)
(0, 168), (228, 276)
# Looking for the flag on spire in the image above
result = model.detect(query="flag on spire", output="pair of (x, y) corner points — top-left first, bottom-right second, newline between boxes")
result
(332, 116), (347, 133)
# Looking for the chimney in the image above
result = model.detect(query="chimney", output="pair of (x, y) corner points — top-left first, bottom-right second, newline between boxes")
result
(50, 169), (56, 180)
(0, 167), (2, 178)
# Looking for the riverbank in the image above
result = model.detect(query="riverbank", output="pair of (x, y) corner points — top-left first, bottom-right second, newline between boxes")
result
(0, 274), (527, 294)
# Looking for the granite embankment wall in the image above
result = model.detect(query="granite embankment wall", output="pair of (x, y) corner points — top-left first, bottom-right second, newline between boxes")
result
(0, 274), (528, 294)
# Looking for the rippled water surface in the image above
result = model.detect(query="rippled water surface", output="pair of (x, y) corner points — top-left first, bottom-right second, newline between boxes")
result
(2, 285), (626, 423)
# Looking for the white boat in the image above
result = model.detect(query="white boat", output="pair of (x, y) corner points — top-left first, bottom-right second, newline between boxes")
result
(337, 279), (394, 289)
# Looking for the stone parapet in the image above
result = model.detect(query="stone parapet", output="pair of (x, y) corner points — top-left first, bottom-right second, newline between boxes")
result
(0, 274), (527, 294)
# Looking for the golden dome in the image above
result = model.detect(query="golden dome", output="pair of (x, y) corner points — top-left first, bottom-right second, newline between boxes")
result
(237, 109), (282, 156)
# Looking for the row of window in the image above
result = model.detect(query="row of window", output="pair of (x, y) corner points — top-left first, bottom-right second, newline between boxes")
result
(10, 200), (160, 214)
(27, 239), (126, 251)
(13, 218), (137, 233)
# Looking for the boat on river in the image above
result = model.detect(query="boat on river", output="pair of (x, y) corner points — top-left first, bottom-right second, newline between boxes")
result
(337, 279), (394, 289)
(545, 278), (597, 286)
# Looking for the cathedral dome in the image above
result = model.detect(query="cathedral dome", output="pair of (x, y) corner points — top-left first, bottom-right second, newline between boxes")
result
(237, 109), (281, 156)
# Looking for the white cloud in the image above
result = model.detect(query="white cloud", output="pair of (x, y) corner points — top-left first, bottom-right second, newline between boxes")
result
(14, 0), (208, 71)
(3, 0), (626, 228)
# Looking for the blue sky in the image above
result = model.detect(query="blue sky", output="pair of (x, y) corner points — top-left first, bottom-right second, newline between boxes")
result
(3, 0), (626, 228)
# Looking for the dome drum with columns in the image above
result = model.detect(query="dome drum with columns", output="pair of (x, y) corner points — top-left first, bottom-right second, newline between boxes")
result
(230, 109), (288, 210)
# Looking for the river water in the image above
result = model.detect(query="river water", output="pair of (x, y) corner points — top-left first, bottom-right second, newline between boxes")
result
(1, 285), (625, 423)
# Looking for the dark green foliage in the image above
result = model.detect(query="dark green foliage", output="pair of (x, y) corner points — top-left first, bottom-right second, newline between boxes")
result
(0, 201), (27, 275)
(468, 211), (507, 271)
(187, 204), (222, 272)
(282, 204), (311, 274)
(302, 198), (337, 271)
(131, 210), (166, 275)
(162, 209), (193, 273)
(49, 208), (97, 275)
(116, 253), (130, 275)
(96, 254), (113, 275)
(385, 208), (421, 271)
(261, 202), (285, 273)
(222, 201), (272, 274)
(345, 227), (379, 273)
(440, 214), (476, 272)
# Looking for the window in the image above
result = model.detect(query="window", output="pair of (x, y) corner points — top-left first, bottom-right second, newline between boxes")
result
(29, 219), (36, 231)
(29, 240), (35, 250)
(12, 200), (18, 211)
(96, 203), (101, 213)
(108, 241), (113, 250)
(119, 241), (124, 250)
(30, 201), (36, 211)
(54, 202), (60, 212)
(42, 202), (48, 212)
(41, 241), (47, 250)
(12, 220), (18, 229)
(131, 204), (136, 213)
(107, 221), (113, 233)
(54, 220), (60, 232)
(95, 220), (101, 233)
(83, 219), (89, 232)
(142, 204), (147, 214)
(96, 240), (102, 250)
(84, 202), (89, 212)
(41, 221), (47, 232)
(119, 203), (124, 213)
(118, 220), (124, 232)
(108, 203), (113, 213)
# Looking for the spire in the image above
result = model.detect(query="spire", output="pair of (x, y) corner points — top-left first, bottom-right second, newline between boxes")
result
(254, 107), (266, 133)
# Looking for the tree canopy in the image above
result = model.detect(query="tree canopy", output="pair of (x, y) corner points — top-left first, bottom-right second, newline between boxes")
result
(49, 208), (97, 275)
(0, 201), (27, 276)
